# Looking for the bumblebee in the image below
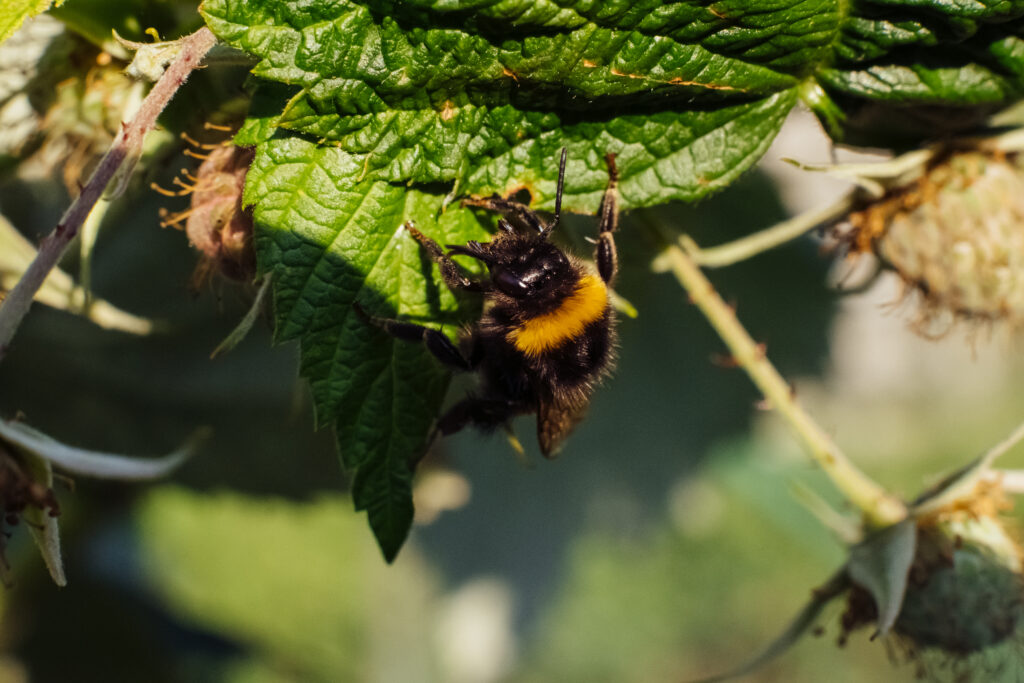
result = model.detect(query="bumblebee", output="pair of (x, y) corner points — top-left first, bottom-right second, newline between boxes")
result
(360, 150), (620, 457)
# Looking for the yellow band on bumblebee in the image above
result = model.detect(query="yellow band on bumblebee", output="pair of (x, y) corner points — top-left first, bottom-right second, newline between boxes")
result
(508, 274), (607, 356)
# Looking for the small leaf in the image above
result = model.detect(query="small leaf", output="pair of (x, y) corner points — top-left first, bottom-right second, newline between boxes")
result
(20, 455), (65, 586)
(846, 519), (917, 637)
(912, 418), (1024, 515)
(211, 275), (272, 359)
(691, 570), (850, 683)
(0, 419), (203, 480)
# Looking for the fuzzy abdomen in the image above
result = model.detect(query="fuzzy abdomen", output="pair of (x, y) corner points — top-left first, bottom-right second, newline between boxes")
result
(525, 311), (616, 402)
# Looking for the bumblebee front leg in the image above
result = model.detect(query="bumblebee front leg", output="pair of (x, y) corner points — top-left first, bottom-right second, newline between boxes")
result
(595, 153), (620, 285)
(354, 304), (474, 371)
(406, 224), (489, 293)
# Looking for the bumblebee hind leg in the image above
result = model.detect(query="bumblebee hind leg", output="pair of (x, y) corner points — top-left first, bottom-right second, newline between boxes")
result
(595, 153), (620, 285)
(435, 395), (531, 438)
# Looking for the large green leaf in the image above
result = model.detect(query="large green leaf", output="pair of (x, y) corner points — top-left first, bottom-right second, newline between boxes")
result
(200, 0), (1024, 557)
(818, 0), (1024, 142)
(244, 138), (486, 559)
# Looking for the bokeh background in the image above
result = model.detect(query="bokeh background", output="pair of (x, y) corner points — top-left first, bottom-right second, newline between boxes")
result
(4, 8), (1024, 683)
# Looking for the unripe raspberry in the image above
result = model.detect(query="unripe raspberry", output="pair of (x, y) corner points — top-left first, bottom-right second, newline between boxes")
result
(896, 514), (1023, 654)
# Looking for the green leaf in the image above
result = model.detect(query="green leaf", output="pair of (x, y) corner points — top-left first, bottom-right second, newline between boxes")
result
(201, 0), (1024, 556)
(20, 454), (64, 587)
(815, 0), (1024, 142)
(201, 1), (811, 106)
(210, 0), (812, 557)
(846, 519), (917, 637)
(818, 57), (1023, 106)
(203, 0), (807, 215)
(245, 137), (486, 558)
(277, 90), (796, 212)
(0, 0), (62, 45)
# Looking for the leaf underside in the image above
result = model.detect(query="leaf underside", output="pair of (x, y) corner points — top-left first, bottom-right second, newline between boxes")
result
(199, 0), (1024, 558)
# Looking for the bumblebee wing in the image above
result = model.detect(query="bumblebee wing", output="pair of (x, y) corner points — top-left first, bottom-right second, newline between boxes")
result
(537, 392), (589, 458)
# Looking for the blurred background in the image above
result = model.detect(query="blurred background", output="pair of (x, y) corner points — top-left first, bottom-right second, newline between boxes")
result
(4, 7), (1024, 683)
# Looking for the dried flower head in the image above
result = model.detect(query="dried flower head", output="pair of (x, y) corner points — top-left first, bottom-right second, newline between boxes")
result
(845, 148), (1024, 335)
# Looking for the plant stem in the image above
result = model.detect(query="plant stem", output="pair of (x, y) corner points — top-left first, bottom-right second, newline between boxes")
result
(690, 193), (855, 268)
(653, 224), (906, 527)
(0, 27), (217, 361)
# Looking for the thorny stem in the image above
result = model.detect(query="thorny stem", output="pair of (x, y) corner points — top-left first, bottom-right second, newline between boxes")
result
(651, 223), (907, 528)
(0, 27), (217, 361)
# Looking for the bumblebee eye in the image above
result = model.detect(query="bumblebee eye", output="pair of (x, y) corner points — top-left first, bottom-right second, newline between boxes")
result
(493, 269), (530, 297)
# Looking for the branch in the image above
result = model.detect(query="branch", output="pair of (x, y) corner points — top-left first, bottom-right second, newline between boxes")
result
(649, 221), (907, 528)
(0, 27), (218, 360)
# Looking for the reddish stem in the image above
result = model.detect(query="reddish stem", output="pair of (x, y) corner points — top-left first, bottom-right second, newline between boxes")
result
(0, 27), (217, 360)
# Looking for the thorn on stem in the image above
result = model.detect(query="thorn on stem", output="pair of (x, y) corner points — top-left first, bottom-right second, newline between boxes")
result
(710, 353), (740, 368)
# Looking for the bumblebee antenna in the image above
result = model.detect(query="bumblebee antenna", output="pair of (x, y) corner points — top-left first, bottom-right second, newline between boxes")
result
(542, 148), (568, 238)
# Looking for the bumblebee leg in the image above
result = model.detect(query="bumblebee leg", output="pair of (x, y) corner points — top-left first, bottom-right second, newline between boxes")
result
(462, 195), (545, 233)
(354, 304), (473, 371)
(595, 153), (620, 285)
(406, 224), (489, 293)
(435, 396), (531, 437)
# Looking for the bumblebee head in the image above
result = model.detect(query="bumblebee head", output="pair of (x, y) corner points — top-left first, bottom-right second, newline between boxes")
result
(447, 232), (572, 299)
(491, 238), (572, 299)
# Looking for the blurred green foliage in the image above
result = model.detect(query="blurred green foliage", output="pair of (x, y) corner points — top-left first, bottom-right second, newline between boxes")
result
(136, 488), (438, 683)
